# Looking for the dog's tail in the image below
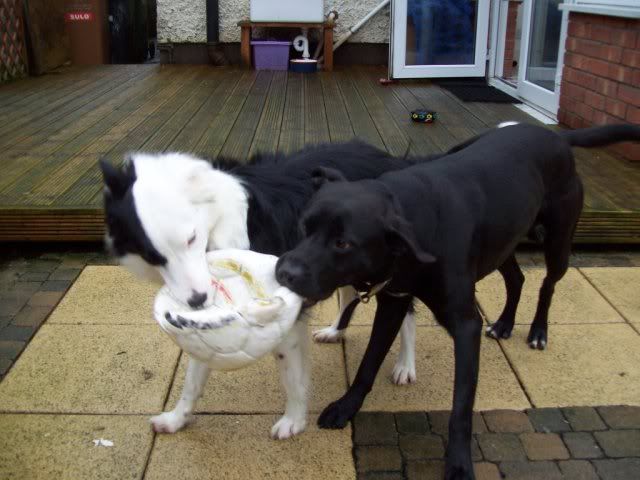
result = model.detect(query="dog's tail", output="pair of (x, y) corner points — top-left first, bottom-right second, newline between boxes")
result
(560, 124), (640, 148)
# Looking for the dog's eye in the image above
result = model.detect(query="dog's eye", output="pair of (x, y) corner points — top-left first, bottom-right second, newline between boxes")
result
(187, 233), (197, 247)
(335, 239), (351, 250)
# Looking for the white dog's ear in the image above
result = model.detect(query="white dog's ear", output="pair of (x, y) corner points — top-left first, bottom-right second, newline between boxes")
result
(185, 162), (218, 204)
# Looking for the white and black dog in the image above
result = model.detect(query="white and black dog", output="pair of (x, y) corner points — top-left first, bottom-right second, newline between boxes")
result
(101, 141), (475, 438)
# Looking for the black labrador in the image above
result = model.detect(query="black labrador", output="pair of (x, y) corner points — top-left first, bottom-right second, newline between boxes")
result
(275, 123), (640, 479)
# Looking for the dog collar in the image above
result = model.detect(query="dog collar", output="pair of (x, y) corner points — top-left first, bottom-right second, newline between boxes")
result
(358, 279), (410, 303)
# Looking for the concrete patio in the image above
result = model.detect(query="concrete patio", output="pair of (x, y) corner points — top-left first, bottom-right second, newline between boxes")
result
(1, 258), (639, 479)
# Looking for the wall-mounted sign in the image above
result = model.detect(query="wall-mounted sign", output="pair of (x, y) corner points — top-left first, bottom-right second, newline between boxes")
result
(65, 12), (95, 22)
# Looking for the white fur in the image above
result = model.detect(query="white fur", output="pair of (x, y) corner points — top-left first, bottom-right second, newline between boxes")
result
(126, 152), (250, 306)
(498, 121), (519, 128)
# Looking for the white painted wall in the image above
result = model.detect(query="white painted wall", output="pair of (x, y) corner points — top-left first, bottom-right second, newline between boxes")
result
(157, 0), (390, 43)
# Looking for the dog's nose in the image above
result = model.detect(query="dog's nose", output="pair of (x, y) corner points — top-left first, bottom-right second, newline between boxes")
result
(187, 291), (207, 309)
(276, 261), (304, 288)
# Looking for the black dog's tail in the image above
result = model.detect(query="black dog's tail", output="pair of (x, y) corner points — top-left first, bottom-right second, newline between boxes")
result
(560, 124), (640, 148)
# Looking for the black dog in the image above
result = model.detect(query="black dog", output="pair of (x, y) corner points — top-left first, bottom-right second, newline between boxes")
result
(275, 123), (640, 479)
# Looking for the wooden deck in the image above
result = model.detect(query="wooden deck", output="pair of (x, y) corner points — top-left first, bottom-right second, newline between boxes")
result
(1, 64), (639, 243)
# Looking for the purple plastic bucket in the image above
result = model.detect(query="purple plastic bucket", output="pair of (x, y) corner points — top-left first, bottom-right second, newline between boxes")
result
(251, 41), (291, 71)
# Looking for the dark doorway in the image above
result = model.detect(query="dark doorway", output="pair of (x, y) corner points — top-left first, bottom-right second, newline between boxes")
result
(109, 0), (157, 63)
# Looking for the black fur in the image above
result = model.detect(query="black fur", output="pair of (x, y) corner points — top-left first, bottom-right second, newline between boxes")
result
(100, 159), (167, 266)
(276, 123), (640, 480)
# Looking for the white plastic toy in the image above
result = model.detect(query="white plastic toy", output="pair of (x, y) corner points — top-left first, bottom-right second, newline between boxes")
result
(151, 249), (308, 439)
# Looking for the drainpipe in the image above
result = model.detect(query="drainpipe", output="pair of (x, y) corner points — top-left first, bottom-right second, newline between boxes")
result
(206, 0), (229, 65)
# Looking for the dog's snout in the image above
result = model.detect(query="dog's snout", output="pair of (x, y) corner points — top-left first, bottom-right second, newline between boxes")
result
(187, 291), (207, 309)
(276, 259), (304, 288)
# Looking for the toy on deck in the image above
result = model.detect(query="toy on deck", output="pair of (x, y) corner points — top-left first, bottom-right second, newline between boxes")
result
(411, 109), (437, 123)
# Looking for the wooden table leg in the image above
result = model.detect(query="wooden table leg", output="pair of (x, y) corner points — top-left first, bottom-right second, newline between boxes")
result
(241, 25), (251, 68)
(323, 26), (333, 71)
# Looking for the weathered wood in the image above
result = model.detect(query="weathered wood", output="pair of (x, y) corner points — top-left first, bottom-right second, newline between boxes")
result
(0, 65), (638, 243)
(249, 71), (288, 156)
(278, 72), (305, 155)
(304, 73), (330, 145)
(334, 70), (385, 150)
(219, 71), (274, 161)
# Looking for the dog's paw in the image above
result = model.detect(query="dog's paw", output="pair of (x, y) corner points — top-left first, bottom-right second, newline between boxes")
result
(312, 326), (344, 343)
(150, 411), (191, 434)
(391, 362), (416, 386)
(445, 447), (474, 480)
(485, 320), (513, 340)
(317, 396), (362, 429)
(527, 326), (548, 350)
(270, 415), (306, 440)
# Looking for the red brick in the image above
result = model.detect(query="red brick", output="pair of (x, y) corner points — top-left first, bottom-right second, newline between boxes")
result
(627, 106), (640, 124)
(564, 52), (584, 70)
(594, 77), (618, 97)
(634, 70), (640, 88)
(574, 102), (595, 122)
(565, 67), (599, 91)
(584, 90), (605, 110)
(573, 38), (623, 63)
(568, 21), (588, 39)
(607, 64), (634, 83)
(621, 49), (640, 68)
(582, 56), (610, 77)
(591, 24), (612, 43)
(563, 82), (587, 102)
(605, 98), (628, 119)
(611, 29), (638, 49)
(592, 110), (618, 125)
(618, 84), (640, 108)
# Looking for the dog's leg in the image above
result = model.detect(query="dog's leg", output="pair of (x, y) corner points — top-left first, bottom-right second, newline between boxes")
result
(272, 319), (310, 439)
(443, 291), (482, 480)
(486, 254), (524, 340)
(529, 178), (583, 350)
(318, 294), (411, 429)
(312, 286), (358, 343)
(150, 357), (210, 433)
(391, 309), (417, 385)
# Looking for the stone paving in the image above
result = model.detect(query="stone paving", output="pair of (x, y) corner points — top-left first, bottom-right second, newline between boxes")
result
(1, 245), (640, 479)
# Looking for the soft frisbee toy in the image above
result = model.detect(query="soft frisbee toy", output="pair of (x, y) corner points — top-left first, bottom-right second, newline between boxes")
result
(151, 249), (309, 439)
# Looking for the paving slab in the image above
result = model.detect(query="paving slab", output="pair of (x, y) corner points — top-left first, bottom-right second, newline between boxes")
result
(0, 324), (180, 414)
(0, 414), (153, 480)
(477, 267), (624, 325)
(145, 414), (355, 480)
(167, 339), (347, 415)
(47, 266), (159, 325)
(307, 295), (437, 327)
(580, 267), (640, 325)
(500, 324), (640, 408)
(345, 326), (530, 411)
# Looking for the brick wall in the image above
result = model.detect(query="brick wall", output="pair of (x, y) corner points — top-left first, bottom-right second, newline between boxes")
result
(558, 12), (640, 161)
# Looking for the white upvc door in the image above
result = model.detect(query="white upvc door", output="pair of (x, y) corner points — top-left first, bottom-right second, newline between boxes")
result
(516, 0), (567, 113)
(489, 0), (568, 116)
(390, 0), (491, 78)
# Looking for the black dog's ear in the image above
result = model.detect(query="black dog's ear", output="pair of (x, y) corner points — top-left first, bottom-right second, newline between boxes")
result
(386, 214), (436, 264)
(311, 167), (347, 190)
(99, 158), (134, 199)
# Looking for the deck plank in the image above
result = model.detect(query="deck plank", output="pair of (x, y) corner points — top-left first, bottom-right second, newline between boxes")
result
(0, 65), (637, 243)
(248, 71), (288, 156)
(318, 72), (355, 143)
(219, 71), (274, 161)
(278, 73), (305, 155)
(334, 70), (385, 150)
(304, 73), (331, 146)
(193, 71), (257, 158)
